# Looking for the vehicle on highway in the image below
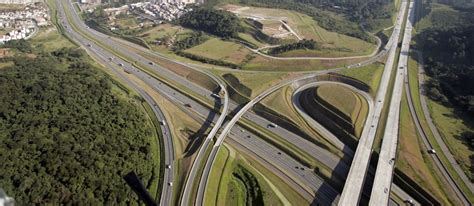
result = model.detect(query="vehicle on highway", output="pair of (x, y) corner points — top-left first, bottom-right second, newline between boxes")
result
(267, 123), (277, 128)
(87, 44), (91, 47)
(149, 62), (153, 65)
(168, 182), (173, 186)
(166, 165), (171, 169)
(428, 149), (436, 154)
(184, 103), (192, 108)
(211, 93), (220, 98)
(160, 121), (166, 126)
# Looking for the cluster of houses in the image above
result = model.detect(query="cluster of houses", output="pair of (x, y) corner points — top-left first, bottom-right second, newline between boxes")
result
(130, 1), (191, 22)
(0, 3), (49, 43)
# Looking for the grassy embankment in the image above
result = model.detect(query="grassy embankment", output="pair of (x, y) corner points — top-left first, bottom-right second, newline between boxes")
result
(338, 62), (385, 96)
(205, 145), (307, 206)
(315, 84), (369, 138)
(396, 90), (454, 205)
(410, 2), (474, 200)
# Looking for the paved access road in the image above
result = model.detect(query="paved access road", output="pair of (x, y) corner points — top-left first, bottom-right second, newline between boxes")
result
(405, 50), (471, 205)
(369, 2), (415, 205)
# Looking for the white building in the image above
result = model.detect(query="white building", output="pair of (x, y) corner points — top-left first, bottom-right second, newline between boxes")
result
(0, 0), (40, 4)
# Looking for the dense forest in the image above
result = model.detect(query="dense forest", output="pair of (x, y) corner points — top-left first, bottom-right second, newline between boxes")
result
(415, 5), (474, 149)
(177, 7), (241, 39)
(172, 31), (208, 51)
(268, 39), (319, 55)
(0, 44), (156, 204)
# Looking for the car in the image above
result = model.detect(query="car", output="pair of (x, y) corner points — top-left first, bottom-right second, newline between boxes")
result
(211, 93), (220, 98)
(87, 44), (91, 47)
(168, 182), (173, 186)
(428, 149), (436, 154)
(184, 103), (192, 108)
(149, 62), (153, 65)
(166, 165), (171, 169)
(118, 63), (124, 67)
(405, 199), (414, 205)
(109, 57), (113, 61)
(267, 123), (277, 128)
(160, 121), (166, 126)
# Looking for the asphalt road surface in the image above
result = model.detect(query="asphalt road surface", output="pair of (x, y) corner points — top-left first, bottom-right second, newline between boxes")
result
(369, 2), (415, 205)
(338, 1), (408, 205)
(58, 0), (421, 205)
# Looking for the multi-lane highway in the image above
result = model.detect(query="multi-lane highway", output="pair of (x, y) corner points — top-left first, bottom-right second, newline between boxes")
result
(56, 0), (425, 204)
(59, 1), (342, 205)
(338, 1), (408, 205)
(369, 2), (415, 205)
(57, 1), (231, 205)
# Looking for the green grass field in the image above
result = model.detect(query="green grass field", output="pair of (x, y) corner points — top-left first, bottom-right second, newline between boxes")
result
(243, 55), (362, 71)
(396, 92), (452, 205)
(30, 28), (76, 52)
(316, 84), (358, 117)
(427, 100), (474, 178)
(338, 62), (385, 96)
(207, 144), (306, 206)
(183, 37), (252, 65)
(315, 84), (369, 137)
(212, 70), (290, 98)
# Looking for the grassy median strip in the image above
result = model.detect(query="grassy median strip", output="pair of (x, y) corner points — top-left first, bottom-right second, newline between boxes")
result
(238, 118), (345, 189)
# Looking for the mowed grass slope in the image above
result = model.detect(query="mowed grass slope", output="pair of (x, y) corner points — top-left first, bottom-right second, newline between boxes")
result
(337, 62), (385, 96)
(206, 145), (304, 206)
(183, 38), (252, 65)
(312, 84), (369, 137)
(396, 93), (452, 205)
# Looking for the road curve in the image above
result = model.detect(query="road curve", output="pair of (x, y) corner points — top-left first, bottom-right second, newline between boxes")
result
(57, 0), (420, 204)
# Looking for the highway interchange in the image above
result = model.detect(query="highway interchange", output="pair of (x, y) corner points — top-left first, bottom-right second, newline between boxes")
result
(54, 0), (472, 205)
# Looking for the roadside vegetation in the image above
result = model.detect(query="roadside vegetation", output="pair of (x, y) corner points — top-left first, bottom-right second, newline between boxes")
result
(396, 92), (453, 205)
(82, 1), (380, 70)
(205, 145), (304, 206)
(0, 40), (158, 204)
(338, 62), (384, 96)
(413, 1), (474, 180)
